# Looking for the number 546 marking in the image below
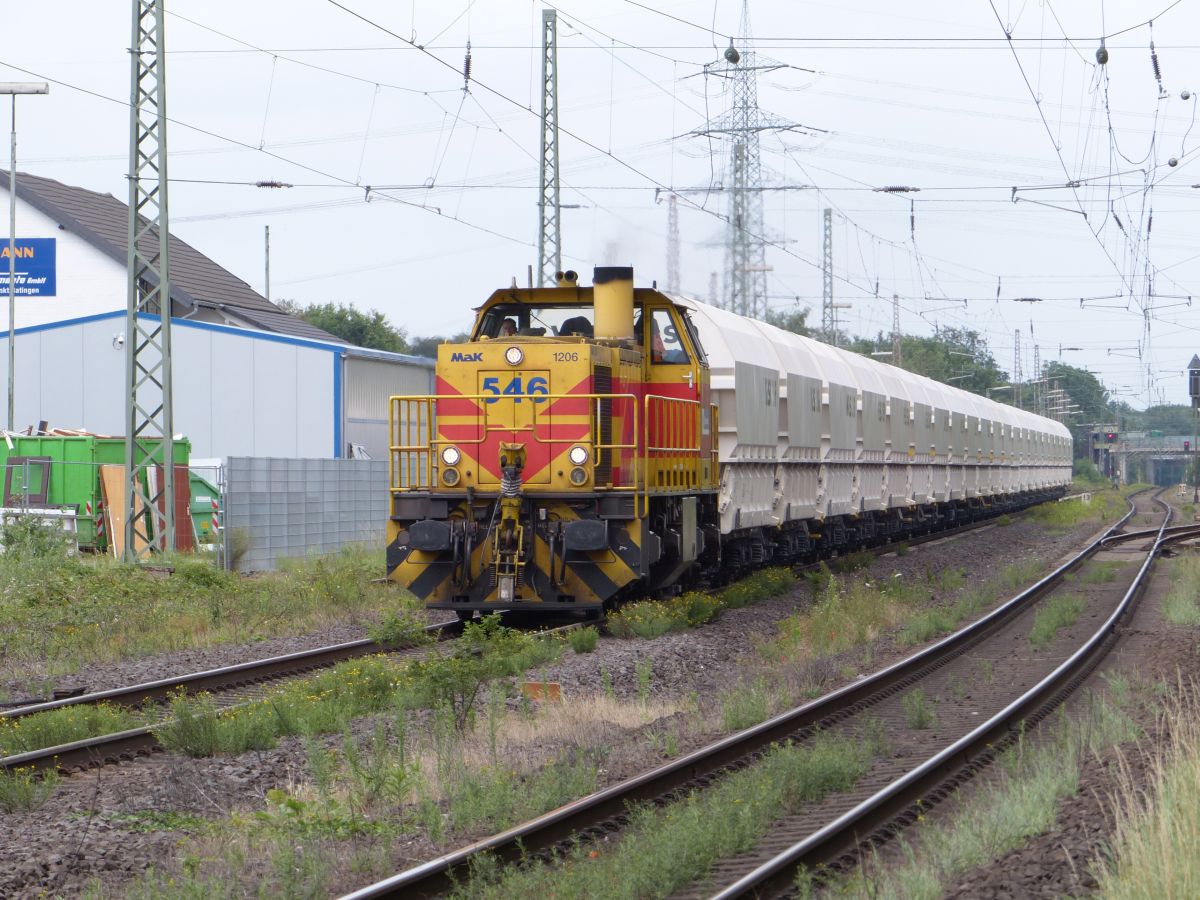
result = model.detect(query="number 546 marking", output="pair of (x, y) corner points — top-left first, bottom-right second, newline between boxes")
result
(482, 375), (548, 403)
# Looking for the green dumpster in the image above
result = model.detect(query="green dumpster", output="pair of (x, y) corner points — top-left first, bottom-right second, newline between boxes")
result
(0, 436), (193, 550)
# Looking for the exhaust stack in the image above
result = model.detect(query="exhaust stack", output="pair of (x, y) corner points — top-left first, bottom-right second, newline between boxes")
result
(593, 266), (634, 342)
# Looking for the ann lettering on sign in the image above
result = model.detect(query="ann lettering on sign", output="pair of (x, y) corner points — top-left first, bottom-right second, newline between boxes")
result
(0, 238), (57, 297)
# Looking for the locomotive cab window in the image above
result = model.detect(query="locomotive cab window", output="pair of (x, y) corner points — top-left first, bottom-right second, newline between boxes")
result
(644, 308), (690, 364)
(477, 304), (595, 339)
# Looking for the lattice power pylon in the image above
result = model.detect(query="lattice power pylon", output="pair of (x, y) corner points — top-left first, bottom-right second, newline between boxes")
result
(1012, 329), (1022, 409)
(693, 0), (797, 320)
(821, 207), (834, 338)
(666, 193), (680, 293)
(1033, 342), (1042, 415)
(125, 0), (175, 558)
(892, 292), (902, 366)
(536, 8), (561, 287)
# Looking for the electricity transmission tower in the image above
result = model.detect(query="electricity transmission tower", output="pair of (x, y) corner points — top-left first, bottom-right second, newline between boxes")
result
(819, 208), (850, 345)
(892, 293), (902, 366)
(821, 208), (834, 338)
(1033, 343), (1042, 414)
(1012, 329), (1022, 409)
(692, 1), (800, 320)
(537, 8), (560, 287)
(125, 0), (175, 558)
(666, 193), (680, 293)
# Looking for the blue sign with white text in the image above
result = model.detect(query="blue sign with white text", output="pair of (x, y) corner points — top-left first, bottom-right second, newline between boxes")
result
(0, 239), (56, 297)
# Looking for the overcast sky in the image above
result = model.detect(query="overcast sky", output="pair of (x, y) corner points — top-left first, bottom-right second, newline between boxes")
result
(4, 0), (1199, 409)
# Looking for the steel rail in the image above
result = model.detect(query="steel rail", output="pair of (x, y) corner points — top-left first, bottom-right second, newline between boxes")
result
(0, 619), (464, 720)
(0, 619), (460, 774)
(338, 495), (1147, 899)
(711, 494), (1184, 899)
(0, 617), (587, 774)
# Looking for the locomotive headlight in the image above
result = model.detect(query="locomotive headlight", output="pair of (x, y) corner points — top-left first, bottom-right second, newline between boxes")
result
(568, 445), (589, 466)
(442, 468), (461, 486)
(441, 446), (461, 466)
(504, 345), (524, 366)
(569, 466), (589, 486)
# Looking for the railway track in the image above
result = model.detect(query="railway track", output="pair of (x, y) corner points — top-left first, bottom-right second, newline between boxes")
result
(704, 490), (1188, 898)
(0, 605), (602, 774)
(0, 499), (1039, 775)
(0, 619), (464, 773)
(341, 489), (1189, 899)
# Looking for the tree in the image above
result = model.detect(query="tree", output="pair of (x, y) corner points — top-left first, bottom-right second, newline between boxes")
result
(1139, 404), (1196, 435)
(407, 332), (471, 359)
(1042, 362), (1109, 423)
(765, 307), (811, 337)
(847, 328), (1007, 397)
(278, 301), (408, 353)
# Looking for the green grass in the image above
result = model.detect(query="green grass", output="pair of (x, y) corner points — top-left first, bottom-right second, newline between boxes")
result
(0, 545), (423, 681)
(830, 550), (875, 574)
(897, 581), (990, 646)
(444, 750), (599, 834)
(1027, 489), (1126, 533)
(770, 560), (1022, 661)
(998, 559), (1044, 591)
(1080, 560), (1123, 584)
(0, 701), (145, 757)
(1028, 594), (1087, 648)
(155, 616), (565, 756)
(568, 626), (600, 653)
(108, 810), (209, 833)
(458, 727), (886, 899)
(1097, 687), (1200, 898)
(0, 765), (58, 812)
(898, 607), (958, 645)
(831, 678), (1141, 900)
(607, 569), (796, 640)
(1163, 556), (1200, 626)
(720, 677), (772, 731)
(902, 688), (936, 730)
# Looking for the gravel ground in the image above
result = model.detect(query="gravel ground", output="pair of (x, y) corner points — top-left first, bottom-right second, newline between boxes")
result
(936, 504), (1200, 898)
(542, 516), (1103, 705)
(0, 508), (1117, 898)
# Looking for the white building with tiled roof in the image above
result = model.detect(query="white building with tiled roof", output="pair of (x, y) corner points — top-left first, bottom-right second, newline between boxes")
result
(0, 171), (432, 459)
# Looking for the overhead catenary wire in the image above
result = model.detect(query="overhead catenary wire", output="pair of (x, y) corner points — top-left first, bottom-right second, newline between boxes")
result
(0, 57), (535, 249)
(10, 0), (1196, 393)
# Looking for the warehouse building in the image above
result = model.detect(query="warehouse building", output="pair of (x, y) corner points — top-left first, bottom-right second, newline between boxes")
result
(0, 171), (432, 459)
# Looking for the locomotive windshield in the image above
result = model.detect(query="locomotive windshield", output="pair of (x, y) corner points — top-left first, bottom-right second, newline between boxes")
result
(477, 304), (603, 338)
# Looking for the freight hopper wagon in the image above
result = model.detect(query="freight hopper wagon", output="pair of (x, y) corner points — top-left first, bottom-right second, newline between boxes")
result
(387, 267), (1073, 618)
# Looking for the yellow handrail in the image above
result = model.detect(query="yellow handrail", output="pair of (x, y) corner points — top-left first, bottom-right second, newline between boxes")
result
(643, 393), (702, 494)
(389, 393), (640, 492)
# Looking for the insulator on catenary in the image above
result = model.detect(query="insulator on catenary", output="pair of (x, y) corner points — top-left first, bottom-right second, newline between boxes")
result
(1151, 46), (1163, 84)
(463, 42), (472, 89)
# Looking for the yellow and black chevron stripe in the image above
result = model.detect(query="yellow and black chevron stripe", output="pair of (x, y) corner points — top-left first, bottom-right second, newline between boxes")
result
(386, 502), (645, 611)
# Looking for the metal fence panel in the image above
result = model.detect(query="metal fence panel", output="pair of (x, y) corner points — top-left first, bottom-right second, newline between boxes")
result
(222, 456), (388, 572)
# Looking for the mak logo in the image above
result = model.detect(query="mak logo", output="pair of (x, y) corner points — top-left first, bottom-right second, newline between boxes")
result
(450, 351), (483, 362)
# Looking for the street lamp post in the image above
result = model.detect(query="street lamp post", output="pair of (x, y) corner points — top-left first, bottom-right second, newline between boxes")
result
(2, 82), (49, 432)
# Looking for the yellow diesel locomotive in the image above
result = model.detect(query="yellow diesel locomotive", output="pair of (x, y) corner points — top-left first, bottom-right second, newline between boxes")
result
(387, 266), (719, 618)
